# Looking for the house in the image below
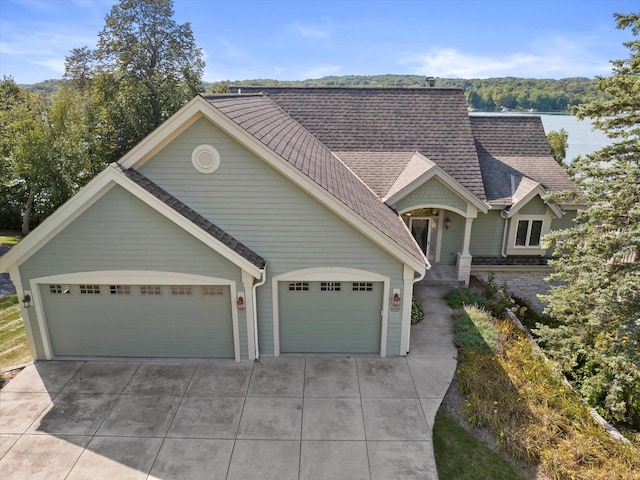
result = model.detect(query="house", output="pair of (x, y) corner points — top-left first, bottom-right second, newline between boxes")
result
(0, 87), (579, 362)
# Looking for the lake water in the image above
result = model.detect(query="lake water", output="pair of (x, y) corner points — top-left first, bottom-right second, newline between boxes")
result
(471, 112), (611, 163)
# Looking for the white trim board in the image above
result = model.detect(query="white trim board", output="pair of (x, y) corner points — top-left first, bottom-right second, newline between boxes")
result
(0, 166), (263, 279)
(271, 267), (391, 357)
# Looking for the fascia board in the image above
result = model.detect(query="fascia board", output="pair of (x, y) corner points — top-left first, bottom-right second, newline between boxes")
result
(507, 185), (564, 219)
(385, 165), (489, 214)
(119, 97), (210, 169)
(0, 168), (115, 272)
(192, 100), (426, 272)
(111, 172), (263, 277)
(0, 167), (262, 278)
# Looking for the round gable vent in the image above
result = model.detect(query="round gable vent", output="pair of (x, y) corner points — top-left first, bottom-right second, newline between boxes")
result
(192, 144), (220, 173)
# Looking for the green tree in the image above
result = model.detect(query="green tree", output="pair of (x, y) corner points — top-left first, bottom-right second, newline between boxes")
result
(546, 128), (568, 166)
(65, 0), (204, 164)
(0, 78), (90, 234)
(537, 13), (640, 428)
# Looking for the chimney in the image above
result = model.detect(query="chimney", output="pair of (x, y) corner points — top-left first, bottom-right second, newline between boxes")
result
(426, 77), (436, 87)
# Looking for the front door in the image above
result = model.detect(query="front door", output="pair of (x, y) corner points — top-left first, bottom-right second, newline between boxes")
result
(410, 216), (437, 262)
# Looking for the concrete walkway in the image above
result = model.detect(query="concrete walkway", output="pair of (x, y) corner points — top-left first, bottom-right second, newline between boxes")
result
(0, 286), (457, 480)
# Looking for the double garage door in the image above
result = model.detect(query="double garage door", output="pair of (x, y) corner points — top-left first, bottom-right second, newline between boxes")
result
(41, 283), (234, 358)
(279, 281), (383, 354)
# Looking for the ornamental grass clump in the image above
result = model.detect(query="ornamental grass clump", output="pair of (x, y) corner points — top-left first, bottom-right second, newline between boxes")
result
(453, 306), (640, 479)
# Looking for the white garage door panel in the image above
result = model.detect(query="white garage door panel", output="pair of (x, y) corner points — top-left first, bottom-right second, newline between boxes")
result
(42, 284), (234, 358)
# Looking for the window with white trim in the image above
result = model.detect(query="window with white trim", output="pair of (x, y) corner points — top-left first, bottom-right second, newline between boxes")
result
(49, 284), (70, 294)
(79, 285), (101, 294)
(288, 282), (309, 291)
(515, 219), (544, 247)
(140, 285), (162, 295)
(109, 285), (131, 295)
(352, 282), (373, 292)
(320, 282), (341, 291)
(202, 286), (224, 296)
(171, 286), (193, 296)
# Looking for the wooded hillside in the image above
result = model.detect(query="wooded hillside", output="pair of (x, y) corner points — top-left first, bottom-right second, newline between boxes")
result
(23, 75), (604, 113)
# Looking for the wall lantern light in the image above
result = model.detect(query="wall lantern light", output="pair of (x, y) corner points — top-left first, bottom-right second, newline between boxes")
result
(392, 289), (401, 307)
(237, 293), (245, 310)
(444, 216), (451, 230)
(22, 294), (32, 308)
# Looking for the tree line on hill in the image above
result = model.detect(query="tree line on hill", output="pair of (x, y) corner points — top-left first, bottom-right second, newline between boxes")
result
(25, 75), (604, 114)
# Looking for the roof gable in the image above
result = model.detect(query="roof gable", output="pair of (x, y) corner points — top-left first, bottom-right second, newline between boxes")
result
(506, 179), (564, 218)
(470, 115), (577, 204)
(121, 94), (425, 270)
(0, 165), (266, 277)
(384, 152), (488, 215)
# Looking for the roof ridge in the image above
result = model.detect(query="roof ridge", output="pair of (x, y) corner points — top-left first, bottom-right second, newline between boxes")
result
(229, 86), (462, 92)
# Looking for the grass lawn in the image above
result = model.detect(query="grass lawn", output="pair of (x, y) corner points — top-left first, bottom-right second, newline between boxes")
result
(0, 295), (32, 370)
(0, 230), (22, 246)
(433, 408), (528, 480)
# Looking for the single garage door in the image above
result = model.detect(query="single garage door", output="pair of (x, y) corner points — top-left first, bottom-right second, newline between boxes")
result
(279, 281), (382, 353)
(41, 283), (234, 358)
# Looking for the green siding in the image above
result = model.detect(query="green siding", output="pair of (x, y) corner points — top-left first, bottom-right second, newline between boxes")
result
(137, 118), (406, 355)
(439, 213), (465, 265)
(551, 210), (577, 231)
(19, 186), (247, 359)
(279, 281), (382, 353)
(519, 196), (548, 215)
(393, 177), (467, 213)
(470, 211), (505, 256)
(42, 284), (234, 358)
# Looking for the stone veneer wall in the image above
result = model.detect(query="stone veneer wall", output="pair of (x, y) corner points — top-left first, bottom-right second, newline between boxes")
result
(471, 268), (555, 313)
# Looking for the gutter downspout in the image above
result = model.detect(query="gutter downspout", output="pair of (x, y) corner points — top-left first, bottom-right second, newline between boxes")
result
(252, 264), (267, 360)
(500, 210), (509, 257)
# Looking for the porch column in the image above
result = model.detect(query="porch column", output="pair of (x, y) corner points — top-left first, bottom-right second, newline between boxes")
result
(457, 208), (476, 285)
(462, 217), (473, 255)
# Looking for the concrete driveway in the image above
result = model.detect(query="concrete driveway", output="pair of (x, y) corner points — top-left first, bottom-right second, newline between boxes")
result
(0, 286), (457, 480)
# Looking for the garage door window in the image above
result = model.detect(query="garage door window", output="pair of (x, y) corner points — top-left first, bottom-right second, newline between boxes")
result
(288, 282), (309, 291)
(171, 286), (192, 295)
(49, 284), (70, 295)
(352, 282), (373, 292)
(109, 285), (131, 295)
(79, 285), (101, 294)
(320, 282), (341, 291)
(202, 286), (224, 296)
(140, 285), (162, 295)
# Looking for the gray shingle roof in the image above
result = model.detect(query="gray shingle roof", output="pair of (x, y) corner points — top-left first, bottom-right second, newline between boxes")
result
(112, 163), (267, 269)
(470, 115), (577, 204)
(200, 93), (425, 264)
(332, 151), (415, 197)
(229, 87), (486, 201)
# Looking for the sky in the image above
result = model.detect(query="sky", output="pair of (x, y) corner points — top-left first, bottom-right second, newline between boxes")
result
(0, 0), (637, 85)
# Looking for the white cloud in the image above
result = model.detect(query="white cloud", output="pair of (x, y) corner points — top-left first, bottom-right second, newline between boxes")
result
(401, 34), (614, 79)
(300, 64), (342, 80)
(292, 22), (330, 39)
(29, 57), (66, 76)
(216, 37), (245, 60)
